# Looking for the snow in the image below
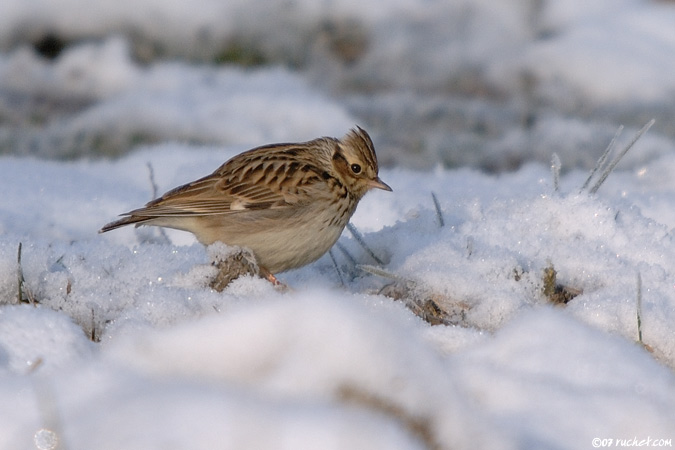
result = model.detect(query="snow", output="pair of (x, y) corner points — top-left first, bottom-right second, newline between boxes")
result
(0, 38), (355, 157)
(2, 0), (675, 449)
(521, 3), (675, 104)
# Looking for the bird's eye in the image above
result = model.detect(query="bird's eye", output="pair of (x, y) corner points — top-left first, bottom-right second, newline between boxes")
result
(350, 164), (362, 174)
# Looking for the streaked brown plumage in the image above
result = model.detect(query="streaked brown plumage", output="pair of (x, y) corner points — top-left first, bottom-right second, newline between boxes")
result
(100, 126), (391, 274)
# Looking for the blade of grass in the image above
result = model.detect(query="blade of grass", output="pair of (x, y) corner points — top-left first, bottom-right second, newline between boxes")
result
(358, 264), (410, 283)
(431, 192), (444, 227)
(636, 272), (643, 344)
(17, 243), (23, 304)
(145, 162), (171, 244)
(335, 241), (358, 267)
(551, 153), (561, 192)
(589, 120), (655, 194)
(580, 125), (623, 192)
(17, 243), (36, 305)
(346, 222), (385, 265)
(328, 249), (345, 286)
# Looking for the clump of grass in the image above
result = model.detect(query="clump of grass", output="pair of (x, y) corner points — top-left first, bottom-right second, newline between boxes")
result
(542, 263), (581, 305)
(361, 264), (470, 326)
(347, 199), (469, 326)
(316, 18), (370, 65)
(213, 40), (269, 67)
(16, 243), (108, 342)
(328, 222), (390, 283)
(209, 247), (261, 292)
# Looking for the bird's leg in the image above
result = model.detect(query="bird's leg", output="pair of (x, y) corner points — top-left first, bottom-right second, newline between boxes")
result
(260, 267), (287, 290)
(265, 271), (281, 285)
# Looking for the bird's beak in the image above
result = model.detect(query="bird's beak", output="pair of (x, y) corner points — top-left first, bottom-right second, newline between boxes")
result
(368, 177), (392, 191)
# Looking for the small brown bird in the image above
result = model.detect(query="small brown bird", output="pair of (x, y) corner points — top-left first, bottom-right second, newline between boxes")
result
(100, 127), (391, 280)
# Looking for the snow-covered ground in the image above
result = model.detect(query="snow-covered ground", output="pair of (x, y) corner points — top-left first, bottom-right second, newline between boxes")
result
(2, 1), (675, 449)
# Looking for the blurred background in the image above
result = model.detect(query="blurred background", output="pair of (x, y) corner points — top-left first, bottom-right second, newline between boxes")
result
(1, 0), (674, 172)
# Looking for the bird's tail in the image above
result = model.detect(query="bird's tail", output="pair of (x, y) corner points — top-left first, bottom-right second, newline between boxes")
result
(99, 215), (151, 233)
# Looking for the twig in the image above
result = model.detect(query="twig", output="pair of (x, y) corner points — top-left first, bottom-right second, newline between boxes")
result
(431, 192), (444, 227)
(346, 222), (385, 265)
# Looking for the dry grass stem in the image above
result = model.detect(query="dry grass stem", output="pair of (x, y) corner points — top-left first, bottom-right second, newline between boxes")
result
(542, 264), (582, 305)
(635, 272), (655, 353)
(17, 243), (37, 305)
(145, 161), (171, 244)
(337, 385), (442, 450)
(361, 265), (471, 326)
(431, 192), (444, 227)
(551, 153), (561, 192)
(328, 249), (345, 286)
(346, 222), (386, 266)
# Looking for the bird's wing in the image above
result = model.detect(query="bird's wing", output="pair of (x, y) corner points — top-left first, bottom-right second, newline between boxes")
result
(124, 156), (326, 218)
